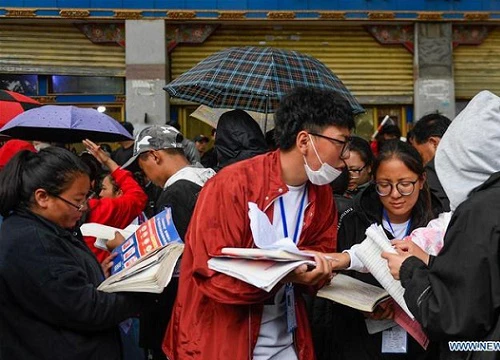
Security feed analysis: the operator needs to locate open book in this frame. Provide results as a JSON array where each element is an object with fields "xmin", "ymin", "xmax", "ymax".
[
  {"xmin": 219, "ymin": 247, "xmax": 315, "ymax": 261},
  {"xmin": 208, "ymin": 255, "xmax": 315, "ymax": 292},
  {"xmin": 356, "ymin": 224, "xmax": 414, "ymax": 319},
  {"xmin": 207, "ymin": 202, "xmax": 321, "ymax": 292},
  {"xmin": 96, "ymin": 208, "xmax": 184, "ymax": 293},
  {"xmin": 317, "ymin": 274, "xmax": 391, "ymax": 312}
]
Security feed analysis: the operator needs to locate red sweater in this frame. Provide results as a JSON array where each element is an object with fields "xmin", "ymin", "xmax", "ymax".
[
  {"xmin": 84, "ymin": 168, "xmax": 148, "ymax": 262},
  {"xmin": 163, "ymin": 150, "xmax": 338, "ymax": 360}
]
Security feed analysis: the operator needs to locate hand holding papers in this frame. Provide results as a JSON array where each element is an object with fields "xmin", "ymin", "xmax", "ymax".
[
  {"xmin": 96, "ymin": 208, "xmax": 184, "ymax": 293},
  {"xmin": 207, "ymin": 202, "xmax": 317, "ymax": 292}
]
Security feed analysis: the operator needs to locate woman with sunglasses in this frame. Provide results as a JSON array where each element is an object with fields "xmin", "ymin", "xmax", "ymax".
[
  {"xmin": 310, "ymin": 140, "xmax": 437, "ymax": 360},
  {"xmin": 0, "ymin": 147, "xmax": 147, "ymax": 360}
]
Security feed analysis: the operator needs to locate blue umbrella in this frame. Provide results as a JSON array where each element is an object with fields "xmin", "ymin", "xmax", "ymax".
[{"xmin": 0, "ymin": 105, "xmax": 133, "ymax": 143}]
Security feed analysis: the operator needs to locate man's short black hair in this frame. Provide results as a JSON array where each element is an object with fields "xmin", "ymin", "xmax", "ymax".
[
  {"xmin": 274, "ymin": 87, "xmax": 356, "ymax": 150},
  {"xmin": 412, "ymin": 113, "xmax": 451, "ymax": 144}
]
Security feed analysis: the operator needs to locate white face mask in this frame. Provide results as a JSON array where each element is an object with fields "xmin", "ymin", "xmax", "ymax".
[{"xmin": 304, "ymin": 135, "xmax": 342, "ymax": 185}]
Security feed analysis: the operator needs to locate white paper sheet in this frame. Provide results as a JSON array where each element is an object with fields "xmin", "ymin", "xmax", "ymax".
[{"xmin": 248, "ymin": 202, "xmax": 313, "ymax": 257}]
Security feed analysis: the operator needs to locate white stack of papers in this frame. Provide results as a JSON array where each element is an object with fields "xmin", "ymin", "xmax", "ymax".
[{"xmin": 208, "ymin": 257, "xmax": 314, "ymax": 292}]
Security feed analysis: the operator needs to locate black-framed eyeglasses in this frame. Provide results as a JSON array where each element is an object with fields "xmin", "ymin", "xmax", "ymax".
[
  {"xmin": 51, "ymin": 191, "xmax": 96, "ymax": 212},
  {"xmin": 348, "ymin": 165, "xmax": 367, "ymax": 178},
  {"xmin": 375, "ymin": 179, "xmax": 419, "ymax": 197},
  {"xmin": 309, "ymin": 132, "xmax": 352, "ymax": 159}
]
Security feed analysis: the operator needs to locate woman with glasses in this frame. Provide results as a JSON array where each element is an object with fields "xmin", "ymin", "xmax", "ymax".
[
  {"xmin": 310, "ymin": 140, "xmax": 437, "ymax": 360},
  {"xmin": 0, "ymin": 146, "xmax": 147, "ymax": 360},
  {"xmin": 332, "ymin": 136, "xmax": 374, "ymax": 214}
]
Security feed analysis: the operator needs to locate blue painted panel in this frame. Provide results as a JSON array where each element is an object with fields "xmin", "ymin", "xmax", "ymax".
[
  {"xmin": 308, "ymin": 0, "xmax": 340, "ymax": 10},
  {"xmin": 424, "ymin": 0, "xmax": 453, "ymax": 11},
  {"xmin": 123, "ymin": 0, "xmax": 154, "ymax": 8},
  {"xmin": 0, "ymin": 0, "xmax": 495, "ymax": 11},
  {"xmin": 2, "ymin": 0, "xmax": 23, "ymax": 5},
  {"xmin": 184, "ymin": 0, "xmax": 217, "ymax": 9},
  {"xmin": 338, "ymin": 0, "xmax": 365, "ymax": 10},
  {"xmin": 396, "ymin": 0, "xmax": 419, "ymax": 10},
  {"xmin": 25, "ymin": 0, "xmax": 57, "ymax": 6},
  {"xmin": 156, "ymin": 0, "xmax": 185, "ymax": 8},
  {"xmin": 251, "ymin": 0, "xmax": 278, "ymax": 10},
  {"xmin": 277, "ymin": 0, "xmax": 308, "ymax": 10},
  {"xmin": 217, "ymin": 0, "xmax": 248, "ymax": 9},
  {"xmin": 366, "ymin": 0, "xmax": 396, "ymax": 11},
  {"xmin": 90, "ymin": 0, "xmax": 122, "ymax": 8},
  {"xmin": 57, "ymin": 0, "xmax": 91, "ymax": 6},
  {"xmin": 452, "ymin": 0, "xmax": 483, "ymax": 10}
]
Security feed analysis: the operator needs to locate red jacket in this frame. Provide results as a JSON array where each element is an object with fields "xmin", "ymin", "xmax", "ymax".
[
  {"xmin": 84, "ymin": 168, "xmax": 148, "ymax": 262},
  {"xmin": 163, "ymin": 150, "xmax": 338, "ymax": 360}
]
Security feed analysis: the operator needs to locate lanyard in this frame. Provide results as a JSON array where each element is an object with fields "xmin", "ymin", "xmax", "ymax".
[
  {"xmin": 279, "ymin": 188, "xmax": 307, "ymax": 244},
  {"xmin": 383, "ymin": 209, "xmax": 412, "ymax": 238}
]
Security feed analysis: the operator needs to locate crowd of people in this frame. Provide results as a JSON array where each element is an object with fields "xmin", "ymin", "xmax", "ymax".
[{"xmin": 0, "ymin": 87, "xmax": 499, "ymax": 360}]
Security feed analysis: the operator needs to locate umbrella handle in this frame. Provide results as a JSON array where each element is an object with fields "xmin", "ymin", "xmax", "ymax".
[{"xmin": 371, "ymin": 115, "xmax": 390, "ymax": 140}]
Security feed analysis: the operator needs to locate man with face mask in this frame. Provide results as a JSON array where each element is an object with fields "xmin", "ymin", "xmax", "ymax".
[{"xmin": 162, "ymin": 87, "xmax": 356, "ymax": 360}]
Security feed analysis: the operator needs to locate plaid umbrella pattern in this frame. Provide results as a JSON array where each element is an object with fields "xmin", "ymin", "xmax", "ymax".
[
  {"xmin": 0, "ymin": 90, "xmax": 40, "ymax": 128},
  {"xmin": 165, "ymin": 46, "xmax": 364, "ymax": 114}
]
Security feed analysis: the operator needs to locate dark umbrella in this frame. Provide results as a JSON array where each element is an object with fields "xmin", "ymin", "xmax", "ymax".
[
  {"xmin": 0, "ymin": 90, "xmax": 41, "ymax": 128},
  {"xmin": 0, "ymin": 105, "xmax": 133, "ymax": 143},
  {"xmin": 164, "ymin": 46, "xmax": 364, "ymax": 114}
]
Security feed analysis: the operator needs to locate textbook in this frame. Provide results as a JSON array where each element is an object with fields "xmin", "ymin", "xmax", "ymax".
[
  {"xmin": 356, "ymin": 224, "xmax": 414, "ymax": 319},
  {"xmin": 219, "ymin": 247, "xmax": 316, "ymax": 261},
  {"xmin": 208, "ymin": 256, "xmax": 315, "ymax": 292},
  {"xmin": 96, "ymin": 208, "xmax": 184, "ymax": 293},
  {"xmin": 317, "ymin": 274, "xmax": 391, "ymax": 312}
]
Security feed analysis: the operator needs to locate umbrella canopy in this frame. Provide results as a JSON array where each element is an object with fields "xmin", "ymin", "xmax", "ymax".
[
  {"xmin": 0, "ymin": 105, "xmax": 133, "ymax": 143},
  {"xmin": 0, "ymin": 90, "xmax": 41, "ymax": 128},
  {"xmin": 165, "ymin": 46, "xmax": 364, "ymax": 114},
  {"xmin": 190, "ymin": 105, "xmax": 275, "ymax": 133}
]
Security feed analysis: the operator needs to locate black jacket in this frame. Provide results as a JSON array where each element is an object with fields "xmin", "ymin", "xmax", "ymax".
[
  {"xmin": 426, "ymin": 159, "xmax": 451, "ymax": 216},
  {"xmin": 401, "ymin": 171, "xmax": 500, "ymax": 360},
  {"xmin": 139, "ymin": 179, "xmax": 203, "ymax": 351},
  {"xmin": 307, "ymin": 184, "xmax": 437, "ymax": 360},
  {"xmin": 0, "ymin": 211, "xmax": 143, "ymax": 360},
  {"xmin": 214, "ymin": 109, "xmax": 268, "ymax": 171}
]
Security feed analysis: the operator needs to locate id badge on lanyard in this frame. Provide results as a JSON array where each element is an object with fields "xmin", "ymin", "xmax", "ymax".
[{"xmin": 279, "ymin": 189, "xmax": 307, "ymax": 333}]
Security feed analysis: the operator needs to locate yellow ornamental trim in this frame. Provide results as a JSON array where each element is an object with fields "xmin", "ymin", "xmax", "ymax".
[
  {"xmin": 368, "ymin": 12, "xmax": 395, "ymax": 20},
  {"xmin": 318, "ymin": 11, "xmax": 346, "ymax": 20},
  {"xmin": 5, "ymin": 8, "xmax": 36, "ymax": 17},
  {"xmin": 417, "ymin": 12, "xmax": 443, "ymax": 21},
  {"xmin": 464, "ymin": 12, "xmax": 490, "ymax": 21},
  {"xmin": 60, "ymin": 9, "xmax": 90, "ymax": 18},
  {"xmin": 32, "ymin": 96, "xmax": 57, "ymax": 104},
  {"xmin": 114, "ymin": 10, "xmax": 142, "ymax": 19},
  {"xmin": 267, "ymin": 11, "xmax": 296, "ymax": 20},
  {"xmin": 167, "ymin": 11, "xmax": 196, "ymax": 20},
  {"xmin": 218, "ymin": 11, "xmax": 247, "ymax": 20}
]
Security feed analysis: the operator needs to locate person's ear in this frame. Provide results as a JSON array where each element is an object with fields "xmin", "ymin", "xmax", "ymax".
[
  {"xmin": 419, "ymin": 172, "xmax": 427, "ymax": 189},
  {"xmin": 296, "ymin": 131, "xmax": 310, "ymax": 156},
  {"xmin": 33, "ymin": 188, "xmax": 51, "ymax": 209},
  {"xmin": 150, "ymin": 150, "xmax": 162, "ymax": 164},
  {"xmin": 428, "ymin": 136, "xmax": 440, "ymax": 150}
]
